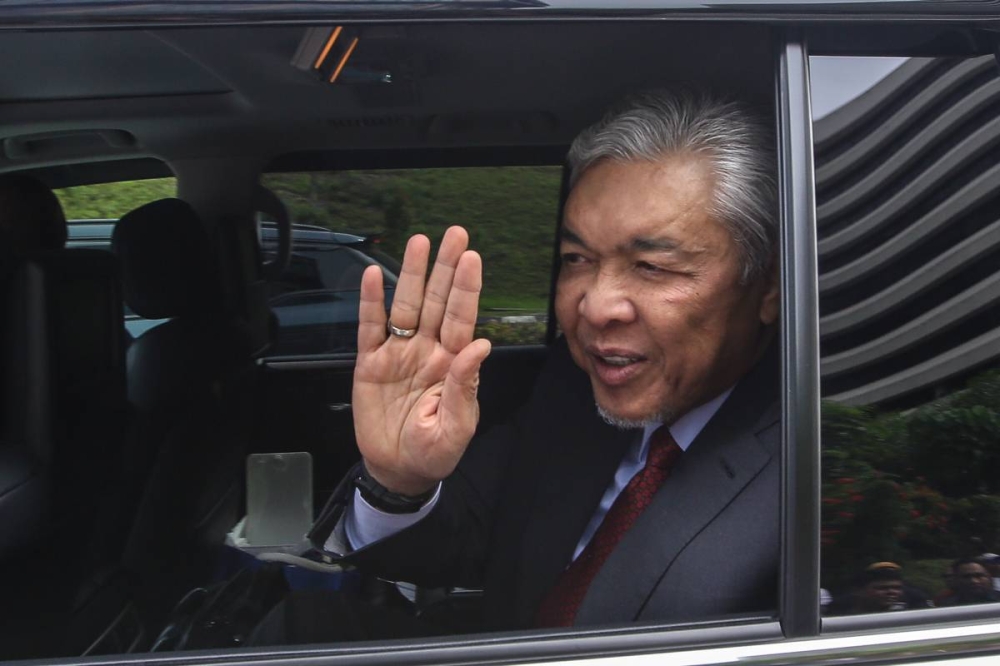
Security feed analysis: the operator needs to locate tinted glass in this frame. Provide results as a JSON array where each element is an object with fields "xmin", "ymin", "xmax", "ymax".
[{"xmin": 812, "ymin": 55, "xmax": 1000, "ymax": 615}]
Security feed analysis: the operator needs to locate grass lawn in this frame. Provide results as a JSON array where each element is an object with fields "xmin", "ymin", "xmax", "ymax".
[{"xmin": 479, "ymin": 294, "xmax": 549, "ymax": 313}]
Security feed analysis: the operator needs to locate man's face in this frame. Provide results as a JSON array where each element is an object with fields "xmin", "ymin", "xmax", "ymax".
[
  {"xmin": 955, "ymin": 563, "xmax": 993, "ymax": 600},
  {"xmin": 556, "ymin": 156, "xmax": 779, "ymax": 426},
  {"xmin": 863, "ymin": 579, "xmax": 904, "ymax": 610}
]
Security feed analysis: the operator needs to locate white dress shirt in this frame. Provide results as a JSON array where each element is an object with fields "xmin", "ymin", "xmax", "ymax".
[{"xmin": 339, "ymin": 386, "xmax": 733, "ymax": 556}]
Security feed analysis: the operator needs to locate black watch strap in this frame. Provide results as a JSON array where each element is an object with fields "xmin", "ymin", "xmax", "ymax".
[{"xmin": 353, "ymin": 463, "xmax": 436, "ymax": 514}]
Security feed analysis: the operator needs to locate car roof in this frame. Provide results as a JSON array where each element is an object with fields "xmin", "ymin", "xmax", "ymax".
[
  {"xmin": 2, "ymin": 2, "xmax": 992, "ymax": 187},
  {"xmin": 0, "ymin": 20, "xmax": 778, "ymax": 184}
]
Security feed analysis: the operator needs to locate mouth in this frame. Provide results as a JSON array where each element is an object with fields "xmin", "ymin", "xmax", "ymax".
[{"xmin": 587, "ymin": 347, "xmax": 648, "ymax": 386}]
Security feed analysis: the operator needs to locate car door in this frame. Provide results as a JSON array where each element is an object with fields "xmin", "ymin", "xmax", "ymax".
[{"xmin": 6, "ymin": 6, "xmax": 1000, "ymax": 666}]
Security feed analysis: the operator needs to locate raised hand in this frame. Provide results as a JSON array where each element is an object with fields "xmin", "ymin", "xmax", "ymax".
[{"xmin": 352, "ymin": 226, "xmax": 491, "ymax": 496}]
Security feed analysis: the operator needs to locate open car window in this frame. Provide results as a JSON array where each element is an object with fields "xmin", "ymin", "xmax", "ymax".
[{"xmin": 260, "ymin": 167, "xmax": 560, "ymax": 356}]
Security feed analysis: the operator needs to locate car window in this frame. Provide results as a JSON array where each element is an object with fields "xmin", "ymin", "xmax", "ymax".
[
  {"xmin": 261, "ymin": 167, "xmax": 560, "ymax": 356},
  {"xmin": 812, "ymin": 54, "xmax": 1000, "ymax": 616},
  {"xmin": 56, "ymin": 177, "xmax": 176, "ymax": 224},
  {"xmin": 0, "ymin": 17, "xmax": 798, "ymax": 666},
  {"xmin": 56, "ymin": 176, "xmax": 177, "ymax": 336}
]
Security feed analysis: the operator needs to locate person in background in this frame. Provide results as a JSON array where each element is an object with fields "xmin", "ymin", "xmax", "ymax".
[
  {"xmin": 828, "ymin": 562, "xmax": 930, "ymax": 615},
  {"xmin": 978, "ymin": 553, "xmax": 1000, "ymax": 592},
  {"xmin": 938, "ymin": 558, "xmax": 1000, "ymax": 606}
]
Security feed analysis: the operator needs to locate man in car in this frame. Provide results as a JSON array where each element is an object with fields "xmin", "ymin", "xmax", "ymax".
[{"xmin": 308, "ymin": 91, "xmax": 780, "ymax": 632}]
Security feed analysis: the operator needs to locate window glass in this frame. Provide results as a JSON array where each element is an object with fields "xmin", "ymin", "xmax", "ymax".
[
  {"xmin": 812, "ymin": 55, "xmax": 1000, "ymax": 615},
  {"xmin": 261, "ymin": 167, "xmax": 560, "ymax": 355},
  {"xmin": 56, "ymin": 176, "xmax": 176, "ymax": 222},
  {"xmin": 57, "ymin": 176, "xmax": 177, "ymax": 336}
]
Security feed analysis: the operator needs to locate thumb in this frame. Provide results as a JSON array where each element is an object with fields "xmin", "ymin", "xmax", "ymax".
[{"xmin": 440, "ymin": 338, "xmax": 492, "ymax": 429}]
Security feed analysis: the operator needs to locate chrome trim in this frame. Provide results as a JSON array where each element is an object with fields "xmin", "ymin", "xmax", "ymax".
[
  {"xmin": 777, "ymin": 34, "xmax": 821, "ymax": 639},
  {"xmin": 530, "ymin": 620, "xmax": 1000, "ymax": 665},
  {"xmin": 259, "ymin": 356, "xmax": 356, "ymax": 370}
]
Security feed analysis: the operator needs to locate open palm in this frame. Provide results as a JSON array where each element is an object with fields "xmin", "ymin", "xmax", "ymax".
[{"xmin": 352, "ymin": 226, "xmax": 491, "ymax": 496}]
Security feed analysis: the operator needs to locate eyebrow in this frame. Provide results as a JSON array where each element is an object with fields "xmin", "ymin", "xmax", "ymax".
[
  {"xmin": 629, "ymin": 236, "xmax": 683, "ymax": 253},
  {"xmin": 559, "ymin": 227, "xmax": 590, "ymax": 251}
]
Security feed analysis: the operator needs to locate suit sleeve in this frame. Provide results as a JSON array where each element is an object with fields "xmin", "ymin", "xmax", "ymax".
[
  {"xmin": 308, "ymin": 396, "xmax": 526, "ymax": 590},
  {"xmin": 308, "ymin": 339, "xmax": 579, "ymax": 590}
]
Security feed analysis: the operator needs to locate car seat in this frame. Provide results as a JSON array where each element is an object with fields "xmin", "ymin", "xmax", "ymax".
[
  {"xmin": 0, "ymin": 249, "xmax": 133, "ymax": 659},
  {"xmin": 111, "ymin": 198, "xmax": 259, "ymax": 639}
]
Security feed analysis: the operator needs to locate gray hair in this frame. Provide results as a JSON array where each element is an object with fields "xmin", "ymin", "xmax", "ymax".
[{"xmin": 566, "ymin": 91, "xmax": 777, "ymax": 284}]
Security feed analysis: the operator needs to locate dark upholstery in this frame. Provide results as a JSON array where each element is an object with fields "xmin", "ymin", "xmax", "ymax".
[
  {"xmin": 0, "ymin": 249, "xmax": 132, "ymax": 659},
  {"xmin": 112, "ymin": 198, "xmax": 220, "ymax": 320},
  {"xmin": 111, "ymin": 199, "xmax": 256, "ymax": 636},
  {"xmin": 0, "ymin": 445, "xmax": 48, "ymax": 559},
  {"xmin": 0, "ymin": 173, "xmax": 67, "ymax": 271}
]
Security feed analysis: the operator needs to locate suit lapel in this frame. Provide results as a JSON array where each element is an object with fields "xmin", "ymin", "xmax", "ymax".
[
  {"xmin": 512, "ymin": 371, "xmax": 636, "ymax": 624},
  {"xmin": 574, "ymin": 346, "xmax": 780, "ymax": 625}
]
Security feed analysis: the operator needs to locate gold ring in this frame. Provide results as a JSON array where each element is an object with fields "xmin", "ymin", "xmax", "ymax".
[{"xmin": 387, "ymin": 321, "xmax": 417, "ymax": 338}]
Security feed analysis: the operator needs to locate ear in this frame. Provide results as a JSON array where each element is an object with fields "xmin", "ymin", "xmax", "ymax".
[{"xmin": 757, "ymin": 257, "xmax": 780, "ymax": 326}]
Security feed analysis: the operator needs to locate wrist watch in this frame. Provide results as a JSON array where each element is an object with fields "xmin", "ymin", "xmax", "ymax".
[{"xmin": 353, "ymin": 463, "xmax": 436, "ymax": 514}]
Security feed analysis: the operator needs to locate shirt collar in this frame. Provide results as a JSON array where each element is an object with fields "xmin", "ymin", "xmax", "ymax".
[{"xmin": 640, "ymin": 385, "xmax": 735, "ymax": 455}]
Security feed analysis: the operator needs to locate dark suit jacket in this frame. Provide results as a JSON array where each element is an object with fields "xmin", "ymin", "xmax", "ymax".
[{"xmin": 310, "ymin": 338, "xmax": 780, "ymax": 630}]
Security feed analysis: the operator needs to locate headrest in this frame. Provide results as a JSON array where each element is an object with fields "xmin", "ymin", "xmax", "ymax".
[
  {"xmin": 112, "ymin": 198, "xmax": 218, "ymax": 319},
  {"xmin": 0, "ymin": 174, "xmax": 67, "ymax": 271}
]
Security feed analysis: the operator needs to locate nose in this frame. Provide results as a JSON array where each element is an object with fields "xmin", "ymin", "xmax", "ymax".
[{"xmin": 578, "ymin": 269, "xmax": 636, "ymax": 327}]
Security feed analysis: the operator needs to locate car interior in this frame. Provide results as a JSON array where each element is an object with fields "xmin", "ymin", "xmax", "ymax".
[
  {"xmin": 0, "ymin": 16, "xmax": 782, "ymax": 662},
  {"xmin": 8, "ymin": 5, "xmax": 1000, "ymax": 664}
]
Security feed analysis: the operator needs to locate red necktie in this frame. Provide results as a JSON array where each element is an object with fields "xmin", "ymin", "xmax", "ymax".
[{"xmin": 534, "ymin": 426, "xmax": 683, "ymax": 627}]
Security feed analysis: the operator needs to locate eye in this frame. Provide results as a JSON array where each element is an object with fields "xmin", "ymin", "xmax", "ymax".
[
  {"xmin": 561, "ymin": 252, "xmax": 588, "ymax": 266},
  {"xmin": 636, "ymin": 260, "xmax": 667, "ymax": 275}
]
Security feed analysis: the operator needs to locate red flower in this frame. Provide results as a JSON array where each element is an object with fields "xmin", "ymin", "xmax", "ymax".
[
  {"xmin": 837, "ymin": 511, "xmax": 855, "ymax": 520},
  {"xmin": 911, "ymin": 510, "xmax": 921, "ymax": 518},
  {"xmin": 836, "ymin": 478, "xmax": 855, "ymax": 484},
  {"xmin": 850, "ymin": 494, "xmax": 864, "ymax": 502},
  {"xmin": 822, "ymin": 498, "xmax": 843, "ymax": 505}
]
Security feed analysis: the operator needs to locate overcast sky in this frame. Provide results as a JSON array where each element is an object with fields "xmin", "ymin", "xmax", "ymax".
[{"xmin": 810, "ymin": 56, "xmax": 909, "ymax": 120}]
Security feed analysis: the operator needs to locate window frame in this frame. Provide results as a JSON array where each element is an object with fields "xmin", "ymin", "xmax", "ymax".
[
  {"xmin": 778, "ymin": 32, "xmax": 823, "ymax": 639},
  {"xmin": 15, "ymin": 12, "xmax": 1000, "ymax": 666}
]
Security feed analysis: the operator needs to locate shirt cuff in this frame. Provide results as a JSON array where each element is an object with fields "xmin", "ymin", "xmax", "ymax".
[{"xmin": 332, "ymin": 483, "xmax": 441, "ymax": 552}]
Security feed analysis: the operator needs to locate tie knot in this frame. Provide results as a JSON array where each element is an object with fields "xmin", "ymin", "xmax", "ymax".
[{"xmin": 647, "ymin": 426, "xmax": 682, "ymax": 469}]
